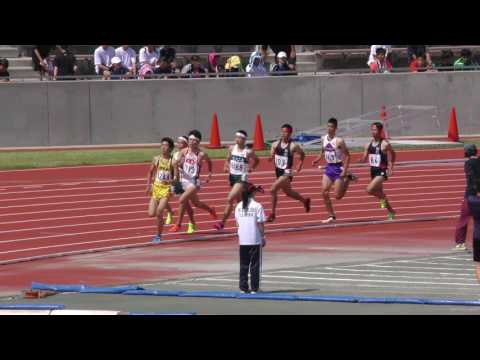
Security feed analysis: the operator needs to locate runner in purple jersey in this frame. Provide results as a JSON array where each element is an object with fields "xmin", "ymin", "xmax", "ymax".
[{"xmin": 312, "ymin": 118, "xmax": 358, "ymax": 224}]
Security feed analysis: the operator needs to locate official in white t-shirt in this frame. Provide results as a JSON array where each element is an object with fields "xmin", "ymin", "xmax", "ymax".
[
  {"xmin": 235, "ymin": 182, "xmax": 266, "ymax": 294},
  {"xmin": 115, "ymin": 45, "xmax": 137, "ymax": 76}
]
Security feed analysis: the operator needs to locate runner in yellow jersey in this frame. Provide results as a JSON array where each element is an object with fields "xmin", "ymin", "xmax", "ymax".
[{"xmin": 147, "ymin": 137, "xmax": 177, "ymax": 243}]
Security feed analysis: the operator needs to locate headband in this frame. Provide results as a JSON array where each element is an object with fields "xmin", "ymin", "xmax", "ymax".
[
  {"xmin": 177, "ymin": 136, "xmax": 188, "ymax": 144},
  {"xmin": 235, "ymin": 132, "xmax": 247, "ymax": 139},
  {"xmin": 189, "ymin": 134, "xmax": 200, "ymax": 142}
]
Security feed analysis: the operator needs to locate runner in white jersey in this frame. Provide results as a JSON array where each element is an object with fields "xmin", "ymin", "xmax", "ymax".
[
  {"xmin": 214, "ymin": 130, "xmax": 260, "ymax": 231},
  {"xmin": 312, "ymin": 118, "xmax": 357, "ymax": 224},
  {"xmin": 170, "ymin": 130, "xmax": 217, "ymax": 233}
]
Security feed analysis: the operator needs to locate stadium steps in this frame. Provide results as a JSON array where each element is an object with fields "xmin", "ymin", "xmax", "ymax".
[{"xmin": 0, "ymin": 46, "xmax": 19, "ymax": 58}]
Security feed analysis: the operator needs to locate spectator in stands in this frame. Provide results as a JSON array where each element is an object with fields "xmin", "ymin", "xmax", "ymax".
[
  {"xmin": 139, "ymin": 59, "xmax": 155, "ymax": 80},
  {"xmin": 224, "ymin": 55, "xmax": 244, "ymax": 77},
  {"xmin": 153, "ymin": 57, "xmax": 175, "ymax": 78},
  {"xmin": 207, "ymin": 52, "xmax": 222, "ymax": 77},
  {"xmin": 246, "ymin": 52, "xmax": 268, "ymax": 77},
  {"xmin": 437, "ymin": 49, "xmax": 455, "ymax": 71},
  {"xmin": 367, "ymin": 45, "xmax": 392, "ymax": 66},
  {"xmin": 32, "ymin": 45, "xmax": 54, "ymax": 81},
  {"xmin": 407, "ymin": 45, "xmax": 432, "ymax": 69},
  {"xmin": 181, "ymin": 55, "xmax": 208, "ymax": 78},
  {"xmin": 454, "ymin": 48, "xmax": 479, "ymax": 71},
  {"xmin": 0, "ymin": 58, "xmax": 10, "ymax": 82},
  {"xmin": 53, "ymin": 46, "xmax": 78, "ymax": 81},
  {"xmin": 139, "ymin": 45, "xmax": 159, "ymax": 66},
  {"xmin": 271, "ymin": 52, "xmax": 296, "ymax": 76},
  {"xmin": 261, "ymin": 45, "xmax": 296, "ymax": 65},
  {"xmin": 115, "ymin": 45, "xmax": 137, "ymax": 77},
  {"xmin": 107, "ymin": 57, "xmax": 130, "ymax": 80},
  {"xmin": 94, "ymin": 45, "xmax": 116, "ymax": 79},
  {"xmin": 369, "ymin": 48, "xmax": 392, "ymax": 74},
  {"xmin": 410, "ymin": 55, "xmax": 429, "ymax": 72}
]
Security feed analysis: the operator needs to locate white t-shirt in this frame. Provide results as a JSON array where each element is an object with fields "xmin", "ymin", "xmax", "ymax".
[
  {"xmin": 139, "ymin": 47, "xmax": 159, "ymax": 65},
  {"xmin": 367, "ymin": 45, "xmax": 392, "ymax": 65},
  {"xmin": 235, "ymin": 199, "xmax": 265, "ymax": 246},
  {"xmin": 94, "ymin": 46, "xmax": 116, "ymax": 74},
  {"xmin": 115, "ymin": 47, "xmax": 137, "ymax": 70}
]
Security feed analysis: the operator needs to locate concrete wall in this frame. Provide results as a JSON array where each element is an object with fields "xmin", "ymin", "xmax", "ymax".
[{"xmin": 0, "ymin": 72, "xmax": 478, "ymax": 147}]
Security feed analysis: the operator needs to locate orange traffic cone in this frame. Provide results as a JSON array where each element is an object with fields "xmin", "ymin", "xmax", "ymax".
[
  {"xmin": 448, "ymin": 107, "xmax": 460, "ymax": 142},
  {"xmin": 206, "ymin": 113, "xmax": 224, "ymax": 149},
  {"xmin": 380, "ymin": 106, "xmax": 389, "ymax": 140},
  {"xmin": 253, "ymin": 114, "xmax": 265, "ymax": 151}
]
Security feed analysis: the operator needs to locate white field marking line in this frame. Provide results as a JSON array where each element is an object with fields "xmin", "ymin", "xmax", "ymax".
[
  {"xmin": 259, "ymin": 274, "xmax": 480, "ymax": 286},
  {"xmin": 325, "ymin": 267, "xmax": 475, "ymax": 277},
  {"xmin": 0, "ymin": 201, "xmax": 461, "ymax": 235},
  {"xmin": 0, "ymin": 168, "xmax": 461, "ymax": 196},
  {"xmin": 0, "ymin": 153, "xmax": 461, "ymax": 175},
  {"xmin": 0, "ymin": 183, "xmax": 464, "ymax": 210},
  {"xmin": 0, "ymin": 174, "xmax": 461, "ymax": 203},
  {"xmin": 435, "ymin": 256, "xmax": 472, "ymax": 261},
  {"xmin": 160, "ymin": 281, "xmax": 480, "ymax": 296},
  {"xmin": 398, "ymin": 261, "xmax": 472, "ymax": 267},
  {"xmin": 0, "ymin": 194, "xmax": 462, "ymax": 226},
  {"xmin": 0, "ymin": 211, "xmax": 459, "ymax": 249},
  {"xmin": 0, "ymin": 162, "xmax": 462, "ymax": 191},
  {"xmin": 271, "ymin": 270, "xmax": 477, "ymax": 282},
  {"xmin": 0, "ymin": 210, "xmax": 458, "ymax": 251},
  {"xmin": 362, "ymin": 264, "xmax": 473, "ymax": 272},
  {"xmin": 0, "ymin": 188, "xmax": 464, "ymax": 219},
  {"xmin": 175, "ymin": 274, "xmax": 478, "ymax": 291}
]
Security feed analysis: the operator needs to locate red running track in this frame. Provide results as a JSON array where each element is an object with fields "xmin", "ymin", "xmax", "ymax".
[{"xmin": 0, "ymin": 148, "xmax": 465, "ymax": 265}]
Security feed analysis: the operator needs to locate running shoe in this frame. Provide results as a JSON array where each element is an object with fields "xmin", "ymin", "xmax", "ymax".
[
  {"xmin": 214, "ymin": 221, "xmax": 225, "ymax": 231},
  {"xmin": 387, "ymin": 212, "xmax": 395, "ymax": 221},
  {"xmin": 347, "ymin": 173, "xmax": 359, "ymax": 182},
  {"xmin": 380, "ymin": 199, "xmax": 387, "ymax": 209},
  {"xmin": 187, "ymin": 223, "xmax": 196, "ymax": 235},
  {"xmin": 169, "ymin": 224, "xmax": 181, "ymax": 233},
  {"xmin": 152, "ymin": 235, "xmax": 161, "ymax": 244},
  {"xmin": 165, "ymin": 212, "xmax": 173, "ymax": 225},
  {"xmin": 209, "ymin": 207, "xmax": 218, "ymax": 221},
  {"xmin": 250, "ymin": 291, "xmax": 257, "ymax": 295},
  {"xmin": 453, "ymin": 243, "xmax": 467, "ymax": 251},
  {"xmin": 322, "ymin": 216, "xmax": 336, "ymax": 224},
  {"xmin": 304, "ymin": 198, "xmax": 311, "ymax": 213}
]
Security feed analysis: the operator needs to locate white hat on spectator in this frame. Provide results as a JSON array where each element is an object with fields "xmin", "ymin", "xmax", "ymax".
[
  {"xmin": 111, "ymin": 57, "xmax": 122, "ymax": 65},
  {"xmin": 277, "ymin": 51, "xmax": 288, "ymax": 59}
]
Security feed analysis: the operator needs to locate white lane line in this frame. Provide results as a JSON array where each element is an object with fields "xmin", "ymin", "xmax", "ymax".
[
  {"xmin": 0, "ymin": 183, "xmax": 464, "ymax": 210},
  {"xmin": 0, "ymin": 202, "xmax": 460, "ymax": 235},
  {"xmin": 363, "ymin": 264, "xmax": 473, "ymax": 272},
  {"xmin": 272, "ymin": 270, "xmax": 477, "ymax": 282},
  {"xmin": 260, "ymin": 274, "xmax": 480, "ymax": 286},
  {"xmin": 325, "ymin": 267, "xmax": 474, "ymax": 277},
  {"xmin": 0, "ymin": 188, "xmax": 463, "ymax": 219},
  {"xmin": 0, "ymin": 194, "xmax": 461, "ymax": 226},
  {"xmin": 0, "ymin": 166, "xmax": 462, "ymax": 193},
  {"xmin": 398, "ymin": 261, "xmax": 471, "ymax": 267},
  {"xmin": 182, "ymin": 277, "xmax": 480, "ymax": 290},
  {"xmin": 0, "ymin": 210, "xmax": 458, "ymax": 247},
  {"xmin": 0, "ymin": 176, "xmax": 462, "ymax": 203},
  {"xmin": 436, "ymin": 256, "xmax": 472, "ymax": 261}
]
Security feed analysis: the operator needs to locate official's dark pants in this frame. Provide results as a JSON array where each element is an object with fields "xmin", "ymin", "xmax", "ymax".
[
  {"xmin": 454, "ymin": 197, "xmax": 471, "ymax": 244},
  {"xmin": 239, "ymin": 245, "xmax": 261, "ymax": 292},
  {"xmin": 467, "ymin": 195, "xmax": 480, "ymax": 262}
]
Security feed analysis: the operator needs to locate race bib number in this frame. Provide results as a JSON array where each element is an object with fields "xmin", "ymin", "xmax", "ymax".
[
  {"xmin": 369, "ymin": 154, "xmax": 381, "ymax": 167},
  {"xmin": 324, "ymin": 151, "xmax": 337, "ymax": 163},
  {"xmin": 230, "ymin": 161, "xmax": 246, "ymax": 174},
  {"xmin": 157, "ymin": 170, "xmax": 171, "ymax": 182},
  {"xmin": 183, "ymin": 163, "xmax": 197, "ymax": 177},
  {"xmin": 275, "ymin": 155, "xmax": 288, "ymax": 170}
]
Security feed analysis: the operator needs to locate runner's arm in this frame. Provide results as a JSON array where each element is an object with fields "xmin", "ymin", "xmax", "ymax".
[
  {"xmin": 312, "ymin": 145, "xmax": 324, "ymax": 167},
  {"xmin": 338, "ymin": 139, "xmax": 351, "ymax": 177},
  {"xmin": 202, "ymin": 152, "xmax": 213, "ymax": 183},
  {"xmin": 268, "ymin": 141, "xmax": 278, "ymax": 162},
  {"xmin": 249, "ymin": 150, "xmax": 260, "ymax": 171},
  {"xmin": 293, "ymin": 143, "xmax": 305, "ymax": 173},
  {"xmin": 146, "ymin": 157, "xmax": 158, "ymax": 194},
  {"xmin": 359, "ymin": 144, "xmax": 369, "ymax": 163},
  {"xmin": 172, "ymin": 150, "xmax": 185, "ymax": 181}
]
